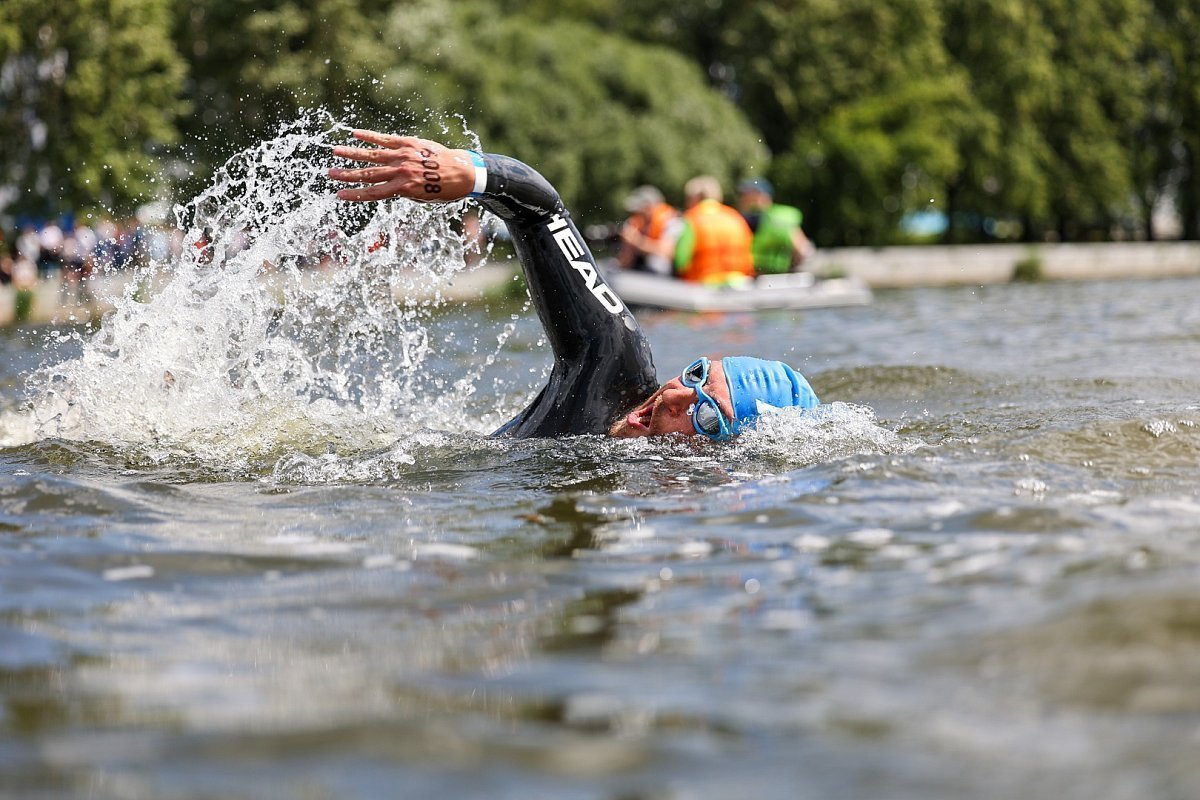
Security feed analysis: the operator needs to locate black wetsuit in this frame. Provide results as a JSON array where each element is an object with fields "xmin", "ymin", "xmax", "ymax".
[{"xmin": 475, "ymin": 154, "xmax": 658, "ymax": 437}]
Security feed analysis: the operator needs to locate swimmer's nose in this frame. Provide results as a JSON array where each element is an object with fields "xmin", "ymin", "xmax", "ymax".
[{"xmin": 660, "ymin": 387, "xmax": 694, "ymax": 414}]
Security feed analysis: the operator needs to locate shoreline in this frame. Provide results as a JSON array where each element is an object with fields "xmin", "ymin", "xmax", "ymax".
[
  {"xmin": 0, "ymin": 265, "xmax": 520, "ymax": 328},
  {"xmin": 809, "ymin": 240, "xmax": 1200, "ymax": 288},
  {"xmin": 3, "ymin": 242, "xmax": 1198, "ymax": 327}
]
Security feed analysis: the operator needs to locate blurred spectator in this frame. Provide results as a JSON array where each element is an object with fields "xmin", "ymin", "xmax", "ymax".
[
  {"xmin": 15, "ymin": 225, "xmax": 40, "ymax": 267},
  {"xmin": 117, "ymin": 217, "xmax": 145, "ymax": 271},
  {"xmin": 617, "ymin": 186, "xmax": 677, "ymax": 276},
  {"xmin": 669, "ymin": 176, "xmax": 755, "ymax": 285},
  {"xmin": 38, "ymin": 222, "xmax": 65, "ymax": 275},
  {"xmin": 74, "ymin": 224, "xmax": 98, "ymax": 262},
  {"xmin": 91, "ymin": 218, "xmax": 121, "ymax": 272},
  {"xmin": 737, "ymin": 178, "xmax": 814, "ymax": 275},
  {"xmin": 61, "ymin": 226, "xmax": 94, "ymax": 304},
  {"xmin": 2, "ymin": 208, "xmax": 454, "ymax": 317},
  {"xmin": 11, "ymin": 253, "xmax": 37, "ymax": 290}
]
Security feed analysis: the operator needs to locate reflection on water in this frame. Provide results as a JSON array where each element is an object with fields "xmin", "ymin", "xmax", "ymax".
[
  {"xmin": 4, "ymin": 281, "xmax": 1198, "ymax": 800},
  {"xmin": 3, "ymin": 120, "xmax": 1200, "ymax": 799}
]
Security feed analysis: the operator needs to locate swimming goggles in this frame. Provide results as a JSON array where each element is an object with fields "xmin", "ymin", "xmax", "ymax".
[{"xmin": 680, "ymin": 357, "xmax": 733, "ymax": 441}]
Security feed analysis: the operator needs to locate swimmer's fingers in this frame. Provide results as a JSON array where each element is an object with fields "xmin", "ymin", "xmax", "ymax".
[
  {"xmin": 350, "ymin": 129, "xmax": 424, "ymax": 150},
  {"xmin": 331, "ymin": 145, "xmax": 408, "ymax": 165},
  {"xmin": 334, "ymin": 178, "xmax": 414, "ymax": 202},
  {"xmin": 327, "ymin": 165, "xmax": 404, "ymax": 184},
  {"xmin": 337, "ymin": 131, "xmax": 443, "ymax": 165}
]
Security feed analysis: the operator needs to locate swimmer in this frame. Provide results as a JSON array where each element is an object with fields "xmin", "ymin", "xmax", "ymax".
[{"xmin": 328, "ymin": 131, "xmax": 819, "ymax": 440}]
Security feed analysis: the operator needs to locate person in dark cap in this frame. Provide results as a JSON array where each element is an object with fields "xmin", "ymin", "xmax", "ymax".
[
  {"xmin": 737, "ymin": 177, "xmax": 814, "ymax": 275},
  {"xmin": 328, "ymin": 130, "xmax": 819, "ymax": 440}
]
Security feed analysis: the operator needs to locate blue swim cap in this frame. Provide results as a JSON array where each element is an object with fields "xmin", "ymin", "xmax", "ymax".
[{"xmin": 721, "ymin": 356, "xmax": 819, "ymax": 434}]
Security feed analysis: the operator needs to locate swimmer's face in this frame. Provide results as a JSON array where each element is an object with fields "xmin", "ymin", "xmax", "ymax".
[{"xmin": 609, "ymin": 358, "xmax": 735, "ymax": 438}]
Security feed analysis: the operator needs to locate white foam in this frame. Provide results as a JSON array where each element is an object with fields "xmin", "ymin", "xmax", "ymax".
[
  {"xmin": 735, "ymin": 402, "xmax": 914, "ymax": 466},
  {"xmin": 102, "ymin": 565, "xmax": 155, "ymax": 582},
  {"xmin": 412, "ymin": 542, "xmax": 479, "ymax": 561}
]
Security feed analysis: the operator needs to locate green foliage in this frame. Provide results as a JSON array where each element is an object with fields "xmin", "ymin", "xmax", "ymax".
[
  {"xmin": 0, "ymin": 0, "xmax": 187, "ymax": 218},
  {"xmin": 371, "ymin": 0, "xmax": 766, "ymax": 218},
  {"xmin": 1035, "ymin": 0, "xmax": 1148, "ymax": 237},
  {"xmin": 14, "ymin": 288, "xmax": 34, "ymax": 322},
  {"xmin": 940, "ymin": 0, "xmax": 1058, "ymax": 237},
  {"xmin": 1136, "ymin": 0, "xmax": 1200, "ymax": 239},
  {"xmin": 560, "ymin": 0, "xmax": 979, "ymax": 244},
  {"xmin": 165, "ymin": 0, "xmax": 764, "ymax": 219},
  {"xmin": 734, "ymin": 0, "xmax": 976, "ymax": 245},
  {"xmin": 549, "ymin": 0, "xmax": 1194, "ymax": 244},
  {"xmin": 1011, "ymin": 251, "xmax": 1044, "ymax": 282},
  {"xmin": 941, "ymin": 0, "xmax": 1152, "ymax": 241},
  {"xmin": 3, "ymin": 0, "xmax": 1200, "ymax": 244},
  {"xmin": 171, "ymin": 0, "xmax": 395, "ymax": 198}
]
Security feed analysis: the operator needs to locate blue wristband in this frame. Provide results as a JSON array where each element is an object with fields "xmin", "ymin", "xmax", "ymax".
[{"xmin": 468, "ymin": 151, "xmax": 487, "ymax": 197}]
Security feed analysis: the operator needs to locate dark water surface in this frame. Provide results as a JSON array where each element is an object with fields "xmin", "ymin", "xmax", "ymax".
[{"xmin": 2, "ymin": 277, "xmax": 1199, "ymax": 800}]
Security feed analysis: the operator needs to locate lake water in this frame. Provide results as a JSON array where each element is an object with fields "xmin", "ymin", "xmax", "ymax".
[
  {"xmin": 3, "ymin": 123, "xmax": 1200, "ymax": 800},
  {"xmin": 4, "ymin": 274, "xmax": 1199, "ymax": 800}
]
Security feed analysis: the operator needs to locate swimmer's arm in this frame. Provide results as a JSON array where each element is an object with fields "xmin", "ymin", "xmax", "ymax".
[{"xmin": 328, "ymin": 130, "xmax": 476, "ymax": 202}]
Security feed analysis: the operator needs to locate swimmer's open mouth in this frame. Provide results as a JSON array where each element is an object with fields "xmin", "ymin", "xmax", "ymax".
[{"xmin": 624, "ymin": 406, "xmax": 652, "ymax": 433}]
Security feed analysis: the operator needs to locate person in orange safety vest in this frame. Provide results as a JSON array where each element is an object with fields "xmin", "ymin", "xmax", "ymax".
[
  {"xmin": 670, "ymin": 176, "xmax": 755, "ymax": 285},
  {"xmin": 616, "ymin": 185, "xmax": 678, "ymax": 276}
]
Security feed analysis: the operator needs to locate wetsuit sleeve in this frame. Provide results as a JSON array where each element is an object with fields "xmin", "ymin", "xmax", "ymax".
[
  {"xmin": 472, "ymin": 154, "xmax": 602, "ymax": 362},
  {"xmin": 472, "ymin": 153, "xmax": 659, "ymax": 437}
]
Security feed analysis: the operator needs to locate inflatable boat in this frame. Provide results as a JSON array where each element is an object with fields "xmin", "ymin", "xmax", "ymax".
[{"xmin": 604, "ymin": 269, "xmax": 873, "ymax": 313}]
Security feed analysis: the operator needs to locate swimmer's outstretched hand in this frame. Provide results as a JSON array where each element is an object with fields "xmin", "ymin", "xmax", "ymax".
[{"xmin": 328, "ymin": 130, "xmax": 475, "ymax": 202}]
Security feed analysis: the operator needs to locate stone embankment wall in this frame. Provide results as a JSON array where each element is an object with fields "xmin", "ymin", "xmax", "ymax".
[{"xmin": 810, "ymin": 241, "xmax": 1200, "ymax": 288}]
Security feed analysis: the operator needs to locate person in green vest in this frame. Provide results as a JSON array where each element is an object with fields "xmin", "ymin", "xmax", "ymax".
[{"xmin": 737, "ymin": 178, "xmax": 814, "ymax": 275}]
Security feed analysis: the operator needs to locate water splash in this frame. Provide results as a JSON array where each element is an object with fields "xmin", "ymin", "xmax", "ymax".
[
  {"xmin": 18, "ymin": 112, "xmax": 520, "ymax": 469},
  {"xmin": 734, "ymin": 401, "xmax": 913, "ymax": 467}
]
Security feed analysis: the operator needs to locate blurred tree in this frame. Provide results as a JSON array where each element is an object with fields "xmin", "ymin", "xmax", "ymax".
[
  {"xmin": 7, "ymin": 0, "xmax": 1181, "ymax": 244},
  {"xmin": 373, "ymin": 0, "xmax": 767, "ymax": 219},
  {"xmin": 170, "ymin": 0, "xmax": 763, "ymax": 221},
  {"xmin": 531, "ymin": 0, "xmax": 976, "ymax": 244},
  {"xmin": 731, "ymin": 0, "xmax": 976, "ymax": 245},
  {"xmin": 0, "ymin": 0, "xmax": 187, "ymax": 219},
  {"xmin": 496, "ymin": 0, "xmax": 747, "ymax": 98},
  {"xmin": 940, "ymin": 0, "xmax": 1058, "ymax": 241},
  {"xmin": 1135, "ymin": 0, "xmax": 1200, "ymax": 239},
  {"xmin": 1034, "ymin": 0, "xmax": 1147, "ymax": 240},
  {"xmin": 171, "ymin": 0, "xmax": 394, "ymax": 199},
  {"xmin": 540, "ymin": 0, "xmax": 1168, "ymax": 244}
]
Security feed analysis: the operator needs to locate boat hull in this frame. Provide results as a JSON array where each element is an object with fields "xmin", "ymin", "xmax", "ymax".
[{"xmin": 605, "ymin": 269, "xmax": 873, "ymax": 312}]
